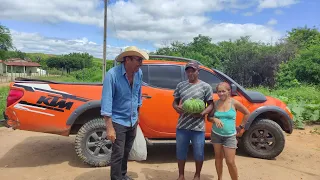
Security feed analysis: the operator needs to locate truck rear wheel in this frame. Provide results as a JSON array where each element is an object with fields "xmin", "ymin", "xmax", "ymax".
[
  {"xmin": 75, "ymin": 118, "xmax": 112, "ymax": 167},
  {"xmin": 242, "ymin": 119, "xmax": 285, "ymax": 159}
]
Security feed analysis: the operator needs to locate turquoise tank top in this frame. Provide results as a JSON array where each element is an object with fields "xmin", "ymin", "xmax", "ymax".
[{"xmin": 211, "ymin": 99, "xmax": 237, "ymax": 136}]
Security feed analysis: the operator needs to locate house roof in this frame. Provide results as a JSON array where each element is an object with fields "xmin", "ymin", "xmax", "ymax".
[{"xmin": 0, "ymin": 58, "xmax": 41, "ymax": 67}]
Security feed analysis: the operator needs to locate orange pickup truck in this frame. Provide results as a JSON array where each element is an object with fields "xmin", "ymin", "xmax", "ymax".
[{"xmin": 1, "ymin": 55, "xmax": 294, "ymax": 167}]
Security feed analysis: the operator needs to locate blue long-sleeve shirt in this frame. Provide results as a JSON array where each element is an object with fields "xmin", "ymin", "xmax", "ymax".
[{"xmin": 100, "ymin": 63, "xmax": 142, "ymax": 127}]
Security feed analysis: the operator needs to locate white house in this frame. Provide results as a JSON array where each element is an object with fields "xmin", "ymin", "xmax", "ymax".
[{"xmin": 0, "ymin": 58, "xmax": 42, "ymax": 76}]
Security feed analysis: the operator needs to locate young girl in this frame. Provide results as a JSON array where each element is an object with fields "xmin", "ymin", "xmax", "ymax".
[{"xmin": 208, "ymin": 82, "xmax": 250, "ymax": 180}]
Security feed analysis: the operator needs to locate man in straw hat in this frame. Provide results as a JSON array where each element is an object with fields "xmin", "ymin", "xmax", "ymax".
[{"xmin": 101, "ymin": 46, "xmax": 149, "ymax": 180}]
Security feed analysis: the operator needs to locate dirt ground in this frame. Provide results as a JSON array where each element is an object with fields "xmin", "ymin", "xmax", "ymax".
[
  {"xmin": 0, "ymin": 126, "xmax": 319, "ymax": 180},
  {"xmin": 0, "ymin": 83, "xmax": 9, "ymax": 87}
]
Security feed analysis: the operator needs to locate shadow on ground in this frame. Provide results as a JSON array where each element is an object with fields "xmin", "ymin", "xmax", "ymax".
[
  {"xmin": 0, "ymin": 134, "xmax": 251, "ymax": 168},
  {"xmin": 74, "ymin": 169, "xmax": 139, "ymax": 180},
  {"xmin": 73, "ymin": 168, "xmax": 214, "ymax": 180},
  {"xmin": 137, "ymin": 143, "xmax": 214, "ymax": 164},
  {"xmin": 137, "ymin": 143, "xmax": 250, "ymax": 164},
  {"xmin": 140, "ymin": 168, "xmax": 214, "ymax": 180},
  {"xmin": 0, "ymin": 135, "xmax": 88, "ymax": 168}
]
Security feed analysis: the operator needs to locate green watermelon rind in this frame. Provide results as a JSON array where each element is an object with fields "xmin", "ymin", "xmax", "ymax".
[{"xmin": 182, "ymin": 98, "xmax": 205, "ymax": 114}]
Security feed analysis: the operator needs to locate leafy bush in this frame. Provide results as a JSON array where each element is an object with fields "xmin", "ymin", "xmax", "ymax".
[
  {"xmin": 46, "ymin": 52, "xmax": 94, "ymax": 73},
  {"xmin": 69, "ymin": 60, "xmax": 114, "ymax": 82},
  {"xmin": 275, "ymin": 61, "xmax": 300, "ymax": 89},
  {"xmin": 249, "ymin": 85, "xmax": 320, "ymax": 129},
  {"xmin": 291, "ymin": 44, "xmax": 320, "ymax": 84},
  {"xmin": 0, "ymin": 86, "xmax": 9, "ymax": 121}
]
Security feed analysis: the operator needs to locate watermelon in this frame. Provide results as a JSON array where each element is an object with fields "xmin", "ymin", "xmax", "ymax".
[{"xmin": 182, "ymin": 98, "xmax": 205, "ymax": 114}]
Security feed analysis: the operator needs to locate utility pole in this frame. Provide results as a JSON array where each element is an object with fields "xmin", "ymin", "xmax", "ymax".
[{"xmin": 102, "ymin": 0, "xmax": 108, "ymax": 82}]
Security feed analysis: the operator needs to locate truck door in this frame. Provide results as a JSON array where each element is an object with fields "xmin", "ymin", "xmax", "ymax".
[{"xmin": 139, "ymin": 64, "xmax": 184, "ymax": 138}]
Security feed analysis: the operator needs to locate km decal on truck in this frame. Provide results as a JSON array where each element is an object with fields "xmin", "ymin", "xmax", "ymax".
[{"xmin": 36, "ymin": 96, "xmax": 74, "ymax": 110}]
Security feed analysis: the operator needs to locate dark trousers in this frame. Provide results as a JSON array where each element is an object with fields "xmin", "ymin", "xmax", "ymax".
[{"xmin": 111, "ymin": 122, "xmax": 137, "ymax": 180}]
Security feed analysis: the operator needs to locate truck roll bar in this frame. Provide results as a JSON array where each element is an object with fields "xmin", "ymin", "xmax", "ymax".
[
  {"xmin": 148, "ymin": 55, "xmax": 203, "ymax": 65},
  {"xmin": 113, "ymin": 54, "xmax": 204, "ymax": 67}
]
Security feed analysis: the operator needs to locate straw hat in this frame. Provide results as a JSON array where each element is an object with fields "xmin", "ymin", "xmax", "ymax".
[{"xmin": 115, "ymin": 46, "xmax": 149, "ymax": 62}]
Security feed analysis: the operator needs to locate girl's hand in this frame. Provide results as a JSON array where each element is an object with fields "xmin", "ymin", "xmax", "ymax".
[
  {"xmin": 214, "ymin": 118, "xmax": 223, "ymax": 128},
  {"xmin": 236, "ymin": 125, "xmax": 244, "ymax": 134}
]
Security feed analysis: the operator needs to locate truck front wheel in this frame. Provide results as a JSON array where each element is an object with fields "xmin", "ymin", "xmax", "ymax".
[
  {"xmin": 75, "ymin": 118, "xmax": 112, "ymax": 167},
  {"xmin": 242, "ymin": 119, "xmax": 285, "ymax": 159}
]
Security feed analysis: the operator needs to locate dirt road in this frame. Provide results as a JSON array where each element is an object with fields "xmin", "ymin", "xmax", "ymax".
[
  {"xmin": 0, "ymin": 83, "xmax": 9, "ymax": 87},
  {"xmin": 0, "ymin": 126, "xmax": 319, "ymax": 180}
]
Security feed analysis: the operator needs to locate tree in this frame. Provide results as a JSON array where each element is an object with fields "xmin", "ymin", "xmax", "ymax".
[
  {"xmin": 46, "ymin": 52, "xmax": 94, "ymax": 73},
  {"xmin": 286, "ymin": 26, "xmax": 320, "ymax": 50},
  {"xmin": 0, "ymin": 24, "xmax": 13, "ymax": 51},
  {"xmin": 291, "ymin": 44, "xmax": 320, "ymax": 84}
]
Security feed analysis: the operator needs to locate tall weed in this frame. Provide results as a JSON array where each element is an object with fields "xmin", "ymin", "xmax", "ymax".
[{"xmin": 0, "ymin": 86, "xmax": 9, "ymax": 121}]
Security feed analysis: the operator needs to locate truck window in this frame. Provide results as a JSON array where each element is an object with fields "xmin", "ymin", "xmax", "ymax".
[
  {"xmin": 183, "ymin": 69, "xmax": 222, "ymax": 92},
  {"xmin": 198, "ymin": 69, "xmax": 222, "ymax": 93},
  {"xmin": 148, "ymin": 65, "xmax": 183, "ymax": 89},
  {"xmin": 140, "ymin": 65, "xmax": 149, "ymax": 83}
]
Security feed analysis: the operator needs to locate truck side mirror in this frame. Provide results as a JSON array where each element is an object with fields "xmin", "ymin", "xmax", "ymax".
[{"xmin": 231, "ymin": 84, "xmax": 237, "ymax": 96}]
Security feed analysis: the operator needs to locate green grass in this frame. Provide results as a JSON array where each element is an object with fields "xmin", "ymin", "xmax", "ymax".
[{"xmin": 0, "ymin": 86, "xmax": 9, "ymax": 122}]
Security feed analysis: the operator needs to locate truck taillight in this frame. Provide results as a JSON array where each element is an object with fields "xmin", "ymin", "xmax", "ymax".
[{"xmin": 6, "ymin": 89, "xmax": 24, "ymax": 107}]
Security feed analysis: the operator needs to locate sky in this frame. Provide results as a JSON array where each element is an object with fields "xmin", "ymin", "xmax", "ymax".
[{"xmin": 0, "ymin": 0, "xmax": 319, "ymax": 60}]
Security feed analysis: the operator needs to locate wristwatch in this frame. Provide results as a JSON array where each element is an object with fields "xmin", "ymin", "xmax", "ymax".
[{"xmin": 239, "ymin": 125, "xmax": 244, "ymax": 129}]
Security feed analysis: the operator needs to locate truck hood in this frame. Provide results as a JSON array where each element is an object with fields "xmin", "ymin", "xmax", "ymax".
[{"xmin": 264, "ymin": 95, "xmax": 288, "ymax": 108}]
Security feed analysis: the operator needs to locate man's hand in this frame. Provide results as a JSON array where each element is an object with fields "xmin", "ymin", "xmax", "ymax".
[
  {"xmin": 104, "ymin": 116, "xmax": 116, "ymax": 143},
  {"xmin": 191, "ymin": 112, "xmax": 204, "ymax": 118},
  {"xmin": 174, "ymin": 104, "xmax": 184, "ymax": 114},
  {"xmin": 213, "ymin": 118, "xmax": 223, "ymax": 128},
  {"xmin": 106, "ymin": 126, "xmax": 116, "ymax": 143}
]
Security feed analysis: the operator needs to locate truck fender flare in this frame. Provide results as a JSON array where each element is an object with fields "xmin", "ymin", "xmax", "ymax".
[
  {"xmin": 245, "ymin": 105, "xmax": 293, "ymax": 134},
  {"xmin": 66, "ymin": 100, "xmax": 101, "ymax": 126}
]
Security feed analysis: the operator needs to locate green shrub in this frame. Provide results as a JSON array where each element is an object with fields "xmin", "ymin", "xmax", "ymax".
[
  {"xmin": 0, "ymin": 86, "xmax": 9, "ymax": 121},
  {"xmin": 275, "ymin": 61, "xmax": 300, "ymax": 89},
  {"xmin": 249, "ymin": 85, "xmax": 320, "ymax": 129}
]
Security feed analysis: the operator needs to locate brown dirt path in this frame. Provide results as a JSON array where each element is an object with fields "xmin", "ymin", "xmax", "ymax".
[
  {"xmin": 0, "ymin": 83, "xmax": 9, "ymax": 87},
  {"xmin": 0, "ymin": 125, "xmax": 319, "ymax": 180}
]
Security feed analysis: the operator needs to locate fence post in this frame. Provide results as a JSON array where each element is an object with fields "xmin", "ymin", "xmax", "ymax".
[{"xmin": 11, "ymin": 66, "xmax": 13, "ymax": 81}]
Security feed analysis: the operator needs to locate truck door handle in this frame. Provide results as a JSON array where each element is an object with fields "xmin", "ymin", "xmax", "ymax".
[{"xmin": 142, "ymin": 94, "xmax": 152, "ymax": 99}]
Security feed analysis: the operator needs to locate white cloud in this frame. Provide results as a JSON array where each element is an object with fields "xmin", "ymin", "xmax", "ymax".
[
  {"xmin": 107, "ymin": 0, "xmax": 282, "ymax": 45},
  {"xmin": 10, "ymin": 29, "xmax": 125, "ymax": 59},
  {"xmin": 267, "ymin": 18, "xmax": 278, "ymax": 25},
  {"xmin": 258, "ymin": 0, "xmax": 299, "ymax": 9},
  {"xmin": 0, "ymin": 0, "xmax": 103, "ymax": 26},
  {"xmin": 2, "ymin": 0, "xmax": 285, "ymax": 52}
]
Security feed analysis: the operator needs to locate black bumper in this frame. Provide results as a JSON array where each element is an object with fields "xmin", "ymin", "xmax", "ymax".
[{"xmin": 0, "ymin": 112, "xmax": 10, "ymax": 128}]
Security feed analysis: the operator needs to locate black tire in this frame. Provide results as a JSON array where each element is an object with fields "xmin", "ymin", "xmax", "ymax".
[
  {"xmin": 75, "ymin": 118, "xmax": 112, "ymax": 167},
  {"xmin": 242, "ymin": 119, "xmax": 285, "ymax": 159}
]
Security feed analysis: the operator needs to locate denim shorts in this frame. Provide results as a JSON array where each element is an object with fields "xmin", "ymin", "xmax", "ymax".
[
  {"xmin": 176, "ymin": 128, "xmax": 205, "ymax": 161},
  {"xmin": 211, "ymin": 131, "xmax": 238, "ymax": 149}
]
